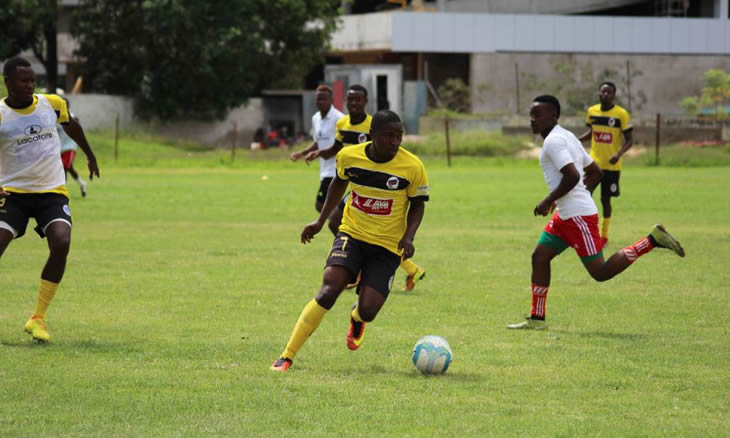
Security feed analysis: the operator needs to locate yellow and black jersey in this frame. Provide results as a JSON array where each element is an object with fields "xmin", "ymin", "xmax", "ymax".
[
  {"xmin": 585, "ymin": 104, "xmax": 632, "ymax": 171},
  {"xmin": 335, "ymin": 113, "xmax": 372, "ymax": 147},
  {"xmin": 336, "ymin": 142, "xmax": 429, "ymax": 256}
]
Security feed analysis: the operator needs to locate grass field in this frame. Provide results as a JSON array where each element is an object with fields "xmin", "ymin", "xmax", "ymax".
[{"xmin": 1, "ymin": 136, "xmax": 728, "ymax": 436}]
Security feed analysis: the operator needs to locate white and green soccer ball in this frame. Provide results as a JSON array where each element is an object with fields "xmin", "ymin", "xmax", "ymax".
[{"xmin": 411, "ymin": 335, "xmax": 453, "ymax": 375}]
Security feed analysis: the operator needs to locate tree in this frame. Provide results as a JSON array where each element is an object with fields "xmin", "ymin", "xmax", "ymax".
[
  {"xmin": 681, "ymin": 69, "xmax": 730, "ymax": 118},
  {"xmin": 73, "ymin": 0, "xmax": 341, "ymax": 121},
  {"xmin": 0, "ymin": 0, "xmax": 60, "ymax": 92},
  {"xmin": 437, "ymin": 78, "xmax": 470, "ymax": 113}
]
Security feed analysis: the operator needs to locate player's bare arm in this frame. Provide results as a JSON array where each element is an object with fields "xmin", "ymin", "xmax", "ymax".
[
  {"xmin": 609, "ymin": 130, "xmax": 633, "ymax": 164},
  {"xmin": 290, "ymin": 141, "xmax": 318, "ymax": 162},
  {"xmin": 307, "ymin": 140, "xmax": 343, "ymax": 162},
  {"xmin": 399, "ymin": 199, "xmax": 425, "ymax": 260},
  {"xmin": 583, "ymin": 161, "xmax": 603, "ymax": 192},
  {"xmin": 301, "ymin": 176, "xmax": 348, "ymax": 243},
  {"xmin": 63, "ymin": 118, "xmax": 100, "ymax": 179},
  {"xmin": 534, "ymin": 163, "xmax": 580, "ymax": 216},
  {"xmin": 578, "ymin": 127, "xmax": 592, "ymax": 143}
]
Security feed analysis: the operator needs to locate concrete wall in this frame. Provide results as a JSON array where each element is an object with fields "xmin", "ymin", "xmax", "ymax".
[
  {"xmin": 471, "ymin": 52, "xmax": 730, "ymax": 116},
  {"xmin": 66, "ymin": 94, "xmax": 264, "ymax": 147}
]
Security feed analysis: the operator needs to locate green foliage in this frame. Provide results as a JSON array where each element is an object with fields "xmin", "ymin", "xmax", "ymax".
[
  {"xmin": 73, "ymin": 0, "xmax": 340, "ymax": 121},
  {"xmin": 437, "ymin": 78, "xmax": 471, "ymax": 113},
  {"xmin": 680, "ymin": 69, "xmax": 730, "ymax": 118},
  {"xmin": 522, "ymin": 60, "xmax": 646, "ymax": 116},
  {"xmin": 0, "ymin": 0, "xmax": 59, "ymax": 90}
]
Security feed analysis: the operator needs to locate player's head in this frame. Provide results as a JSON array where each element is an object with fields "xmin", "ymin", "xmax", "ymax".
[
  {"xmin": 315, "ymin": 84, "xmax": 333, "ymax": 113},
  {"xmin": 530, "ymin": 95, "xmax": 560, "ymax": 137},
  {"xmin": 346, "ymin": 84, "xmax": 368, "ymax": 116},
  {"xmin": 370, "ymin": 110, "xmax": 403, "ymax": 161},
  {"xmin": 3, "ymin": 56, "xmax": 35, "ymax": 104},
  {"xmin": 599, "ymin": 81, "xmax": 616, "ymax": 106}
]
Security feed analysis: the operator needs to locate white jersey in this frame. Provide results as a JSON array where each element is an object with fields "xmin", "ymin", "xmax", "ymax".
[
  {"xmin": 311, "ymin": 105, "xmax": 344, "ymax": 180},
  {"xmin": 0, "ymin": 94, "xmax": 68, "ymax": 193},
  {"xmin": 58, "ymin": 113, "xmax": 78, "ymax": 153},
  {"xmin": 539, "ymin": 124, "xmax": 598, "ymax": 219}
]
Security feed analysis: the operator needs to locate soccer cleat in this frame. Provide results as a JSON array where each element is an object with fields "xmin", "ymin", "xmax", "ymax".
[
  {"xmin": 649, "ymin": 224, "xmax": 685, "ymax": 257},
  {"xmin": 270, "ymin": 357, "xmax": 292, "ymax": 372},
  {"xmin": 79, "ymin": 179, "xmax": 87, "ymax": 197},
  {"xmin": 403, "ymin": 267, "xmax": 426, "ymax": 292},
  {"xmin": 347, "ymin": 313, "xmax": 366, "ymax": 351},
  {"xmin": 345, "ymin": 271, "xmax": 361, "ymax": 290},
  {"xmin": 24, "ymin": 317, "xmax": 50, "ymax": 342},
  {"xmin": 507, "ymin": 317, "xmax": 548, "ymax": 330}
]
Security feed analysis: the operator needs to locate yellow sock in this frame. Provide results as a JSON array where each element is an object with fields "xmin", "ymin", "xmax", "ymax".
[
  {"xmin": 33, "ymin": 279, "xmax": 59, "ymax": 319},
  {"xmin": 601, "ymin": 217, "xmax": 611, "ymax": 239},
  {"xmin": 400, "ymin": 258, "xmax": 418, "ymax": 276},
  {"xmin": 282, "ymin": 299, "xmax": 328, "ymax": 360},
  {"xmin": 351, "ymin": 305, "xmax": 362, "ymax": 323}
]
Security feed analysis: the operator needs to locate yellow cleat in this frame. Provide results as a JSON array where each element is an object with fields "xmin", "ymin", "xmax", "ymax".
[
  {"xmin": 403, "ymin": 267, "xmax": 426, "ymax": 292},
  {"xmin": 24, "ymin": 317, "xmax": 50, "ymax": 343}
]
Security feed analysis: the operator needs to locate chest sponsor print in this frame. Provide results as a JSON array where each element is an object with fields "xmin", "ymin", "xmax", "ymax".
[
  {"xmin": 594, "ymin": 131, "xmax": 613, "ymax": 144},
  {"xmin": 351, "ymin": 191, "xmax": 393, "ymax": 216}
]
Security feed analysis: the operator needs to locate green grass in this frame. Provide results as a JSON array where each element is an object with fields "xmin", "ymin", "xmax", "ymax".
[
  {"xmin": 626, "ymin": 143, "xmax": 730, "ymax": 167},
  {"xmin": 1, "ymin": 137, "xmax": 728, "ymax": 436}
]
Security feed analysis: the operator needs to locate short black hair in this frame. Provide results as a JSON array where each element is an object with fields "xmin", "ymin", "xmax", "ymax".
[
  {"xmin": 371, "ymin": 110, "xmax": 401, "ymax": 132},
  {"xmin": 600, "ymin": 81, "xmax": 617, "ymax": 92},
  {"xmin": 348, "ymin": 84, "xmax": 368, "ymax": 98},
  {"xmin": 533, "ymin": 95, "xmax": 561, "ymax": 118},
  {"xmin": 3, "ymin": 56, "xmax": 31, "ymax": 77}
]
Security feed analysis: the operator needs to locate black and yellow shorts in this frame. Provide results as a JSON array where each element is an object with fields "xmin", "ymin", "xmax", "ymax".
[
  {"xmin": 326, "ymin": 232, "xmax": 400, "ymax": 297},
  {"xmin": 600, "ymin": 170, "xmax": 621, "ymax": 198},
  {"xmin": 317, "ymin": 177, "xmax": 333, "ymax": 204}
]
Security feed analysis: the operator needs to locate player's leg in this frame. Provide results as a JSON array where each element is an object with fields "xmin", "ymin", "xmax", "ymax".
[
  {"xmin": 599, "ymin": 170, "xmax": 619, "ymax": 244},
  {"xmin": 401, "ymin": 258, "xmax": 426, "ymax": 292},
  {"xmin": 0, "ymin": 228, "xmax": 12, "ymax": 257},
  {"xmin": 508, "ymin": 214, "xmax": 568, "ymax": 330},
  {"xmin": 0, "ymin": 192, "xmax": 28, "ymax": 257},
  {"xmin": 272, "ymin": 233, "xmax": 362, "ymax": 371},
  {"xmin": 24, "ymin": 195, "xmax": 73, "ymax": 342},
  {"xmin": 583, "ymin": 224, "xmax": 684, "ymax": 282},
  {"xmin": 347, "ymin": 244, "xmax": 400, "ymax": 350},
  {"xmin": 314, "ymin": 177, "xmax": 332, "ymax": 213}
]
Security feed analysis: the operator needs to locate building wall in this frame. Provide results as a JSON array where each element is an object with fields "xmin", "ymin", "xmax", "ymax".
[{"xmin": 471, "ymin": 52, "xmax": 730, "ymax": 116}]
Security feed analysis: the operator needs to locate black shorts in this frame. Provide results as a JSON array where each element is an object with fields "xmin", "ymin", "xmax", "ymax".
[
  {"xmin": 326, "ymin": 232, "xmax": 401, "ymax": 297},
  {"xmin": 317, "ymin": 177, "xmax": 333, "ymax": 204},
  {"xmin": 600, "ymin": 170, "xmax": 621, "ymax": 199},
  {"xmin": 0, "ymin": 192, "xmax": 72, "ymax": 239}
]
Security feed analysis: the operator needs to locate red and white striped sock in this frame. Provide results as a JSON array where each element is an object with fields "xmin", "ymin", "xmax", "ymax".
[
  {"xmin": 530, "ymin": 283, "xmax": 549, "ymax": 320},
  {"xmin": 623, "ymin": 237, "xmax": 655, "ymax": 264}
]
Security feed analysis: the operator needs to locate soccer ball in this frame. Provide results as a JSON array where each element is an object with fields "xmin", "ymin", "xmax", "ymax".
[{"xmin": 411, "ymin": 335, "xmax": 453, "ymax": 375}]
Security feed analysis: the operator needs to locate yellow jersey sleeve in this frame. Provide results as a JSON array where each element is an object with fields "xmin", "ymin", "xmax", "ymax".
[
  {"xmin": 335, "ymin": 116, "xmax": 346, "ymax": 143},
  {"xmin": 407, "ymin": 158, "xmax": 429, "ymax": 200},
  {"xmin": 620, "ymin": 107, "xmax": 632, "ymax": 132},
  {"xmin": 42, "ymin": 94, "xmax": 70, "ymax": 124}
]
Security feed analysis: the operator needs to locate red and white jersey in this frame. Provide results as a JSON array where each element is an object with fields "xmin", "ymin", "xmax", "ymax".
[{"xmin": 539, "ymin": 125, "xmax": 597, "ymax": 219}]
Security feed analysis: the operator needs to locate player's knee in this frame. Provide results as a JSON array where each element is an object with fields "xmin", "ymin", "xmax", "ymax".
[
  {"xmin": 531, "ymin": 249, "xmax": 550, "ymax": 268},
  {"xmin": 48, "ymin": 233, "xmax": 71, "ymax": 255},
  {"xmin": 315, "ymin": 284, "xmax": 343, "ymax": 309},
  {"xmin": 358, "ymin": 306, "xmax": 379, "ymax": 322},
  {"xmin": 588, "ymin": 268, "xmax": 612, "ymax": 282}
]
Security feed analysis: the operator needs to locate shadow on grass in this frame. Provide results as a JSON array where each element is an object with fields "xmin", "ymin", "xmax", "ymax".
[{"xmin": 366, "ymin": 364, "xmax": 482, "ymax": 382}]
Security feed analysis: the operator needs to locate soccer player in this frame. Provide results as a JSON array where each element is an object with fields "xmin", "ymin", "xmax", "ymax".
[
  {"xmin": 271, "ymin": 110, "xmax": 429, "ymax": 372},
  {"xmin": 578, "ymin": 82, "xmax": 633, "ymax": 246},
  {"xmin": 0, "ymin": 56, "xmax": 100, "ymax": 342},
  {"xmin": 58, "ymin": 100, "xmax": 88, "ymax": 197},
  {"xmin": 290, "ymin": 85, "xmax": 344, "ymax": 213},
  {"xmin": 507, "ymin": 95, "xmax": 683, "ymax": 330}
]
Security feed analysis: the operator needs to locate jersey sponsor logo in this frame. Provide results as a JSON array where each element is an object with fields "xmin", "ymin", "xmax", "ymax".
[
  {"xmin": 24, "ymin": 125, "xmax": 42, "ymax": 135},
  {"xmin": 608, "ymin": 117, "xmax": 616, "ymax": 127},
  {"xmin": 351, "ymin": 191, "xmax": 393, "ymax": 216},
  {"xmin": 358, "ymin": 133, "xmax": 368, "ymax": 143},
  {"xmin": 594, "ymin": 131, "xmax": 613, "ymax": 144},
  {"xmin": 386, "ymin": 176, "xmax": 399, "ymax": 190}
]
